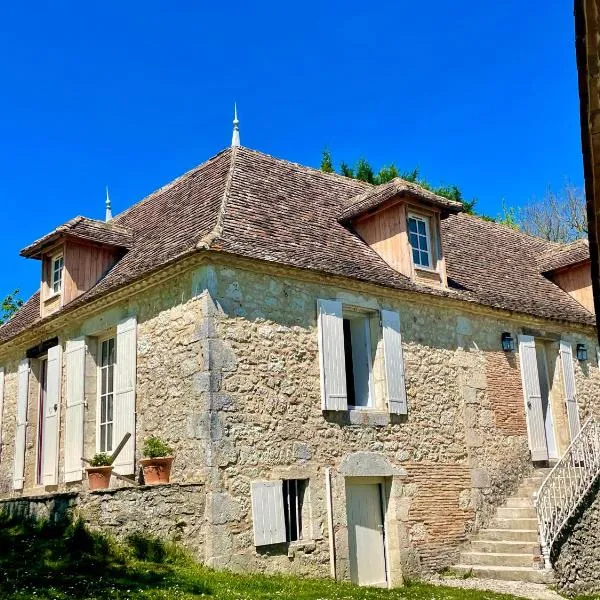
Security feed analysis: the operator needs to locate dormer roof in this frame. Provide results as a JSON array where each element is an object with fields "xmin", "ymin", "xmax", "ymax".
[
  {"xmin": 339, "ymin": 177, "xmax": 463, "ymax": 223},
  {"xmin": 20, "ymin": 216, "xmax": 132, "ymax": 259},
  {"xmin": 538, "ymin": 239, "xmax": 590, "ymax": 273}
]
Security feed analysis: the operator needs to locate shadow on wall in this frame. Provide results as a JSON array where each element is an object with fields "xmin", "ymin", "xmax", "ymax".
[
  {"xmin": 552, "ymin": 478, "xmax": 600, "ymax": 597},
  {"xmin": 0, "ymin": 510, "xmax": 208, "ymax": 599}
]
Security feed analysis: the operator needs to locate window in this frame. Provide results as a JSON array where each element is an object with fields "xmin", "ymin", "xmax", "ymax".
[
  {"xmin": 98, "ymin": 337, "xmax": 116, "ymax": 453},
  {"xmin": 36, "ymin": 358, "xmax": 48, "ymax": 485},
  {"xmin": 407, "ymin": 214, "xmax": 431, "ymax": 269},
  {"xmin": 342, "ymin": 314, "xmax": 373, "ymax": 408},
  {"xmin": 51, "ymin": 255, "xmax": 64, "ymax": 294},
  {"xmin": 283, "ymin": 479, "xmax": 307, "ymax": 542}
]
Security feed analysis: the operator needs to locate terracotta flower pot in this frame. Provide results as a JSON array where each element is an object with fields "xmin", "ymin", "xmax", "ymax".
[
  {"xmin": 140, "ymin": 456, "xmax": 174, "ymax": 485},
  {"xmin": 86, "ymin": 466, "xmax": 113, "ymax": 491}
]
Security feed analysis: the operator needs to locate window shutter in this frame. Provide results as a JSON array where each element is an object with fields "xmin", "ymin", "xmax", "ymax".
[
  {"xmin": 13, "ymin": 359, "xmax": 29, "ymax": 490},
  {"xmin": 251, "ymin": 480, "xmax": 286, "ymax": 546},
  {"xmin": 0, "ymin": 367, "xmax": 4, "ymax": 450},
  {"xmin": 42, "ymin": 344, "xmax": 62, "ymax": 486},
  {"xmin": 317, "ymin": 299, "xmax": 347, "ymax": 411},
  {"xmin": 64, "ymin": 338, "xmax": 86, "ymax": 482},
  {"xmin": 381, "ymin": 309, "xmax": 407, "ymax": 415},
  {"xmin": 518, "ymin": 335, "xmax": 548, "ymax": 462},
  {"xmin": 560, "ymin": 341, "xmax": 581, "ymax": 441},
  {"xmin": 113, "ymin": 316, "xmax": 137, "ymax": 475}
]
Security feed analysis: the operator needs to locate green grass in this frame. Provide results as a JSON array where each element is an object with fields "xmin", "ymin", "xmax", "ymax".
[{"xmin": 0, "ymin": 513, "xmax": 534, "ymax": 600}]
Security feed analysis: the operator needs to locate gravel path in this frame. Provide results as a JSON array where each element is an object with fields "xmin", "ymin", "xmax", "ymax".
[{"xmin": 426, "ymin": 575, "xmax": 563, "ymax": 600}]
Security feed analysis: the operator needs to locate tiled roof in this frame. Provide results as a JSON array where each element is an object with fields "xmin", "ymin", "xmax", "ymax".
[
  {"xmin": 538, "ymin": 239, "xmax": 590, "ymax": 273},
  {"xmin": 339, "ymin": 177, "xmax": 463, "ymax": 222},
  {"xmin": 20, "ymin": 217, "xmax": 132, "ymax": 259},
  {"xmin": 0, "ymin": 146, "xmax": 595, "ymax": 345}
]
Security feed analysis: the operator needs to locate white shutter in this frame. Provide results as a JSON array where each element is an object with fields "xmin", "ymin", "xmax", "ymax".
[
  {"xmin": 381, "ymin": 309, "xmax": 407, "ymax": 415},
  {"xmin": 251, "ymin": 480, "xmax": 287, "ymax": 546},
  {"xmin": 13, "ymin": 359, "xmax": 29, "ymax": 490},
  {"xmin": 42, "ymin": 344, "xmax": 62, "ymax": 486},
  {"xmin": 64, "ymin": 338, "xmax": 86, "ymax": 482},
  {"xmin": 0, "ymin": 367, "xmax": 4, "ymax": 449},
  {"xmin": 317, "ymin": 299, "xmax": 347, "ymax": 411},
  {"xmin": 560, "ymin": 341, "xmax": 582, "ymax": 441},
  {"xmin": 518, "ymin": 335, "xmax": 548, "ymax": 462},
  {"xmin": 113, "ymin": 316, "xmax": 137, "ymax": 474}
]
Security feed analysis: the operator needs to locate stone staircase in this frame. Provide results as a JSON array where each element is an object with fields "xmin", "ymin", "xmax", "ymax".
[{"xmin": 453, "ymin": 469, "xmax": 554, "ymax": 583}]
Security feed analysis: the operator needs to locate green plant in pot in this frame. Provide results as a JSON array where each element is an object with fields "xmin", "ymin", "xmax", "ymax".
[
  {"xmin": 140, "ymin": 436, "xmax": 174, "ymax": 485},
  {"xmin": 86, "ymin": 453, "xmax": 113, "ymax": 490}
]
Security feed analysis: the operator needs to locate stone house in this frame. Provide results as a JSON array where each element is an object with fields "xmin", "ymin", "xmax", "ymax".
[{"xmin": 0, "ymin": 141, "xmax": 598, "ymax": 587}]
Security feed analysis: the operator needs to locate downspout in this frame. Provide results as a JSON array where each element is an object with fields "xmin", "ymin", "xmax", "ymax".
[{"xmin": 325, "ymin": 467, "xmax": 336, "ymax": 580}]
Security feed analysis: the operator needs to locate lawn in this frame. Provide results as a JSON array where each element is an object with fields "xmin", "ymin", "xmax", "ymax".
[{"xmin": 0, "ymin": 513, "xmax": 541, "ymax": 600}]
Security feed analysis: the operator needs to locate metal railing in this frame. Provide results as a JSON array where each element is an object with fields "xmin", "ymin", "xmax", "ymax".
[{"xmin": 534, "ymin": 418, "xmax": 600, "ymax": 569}]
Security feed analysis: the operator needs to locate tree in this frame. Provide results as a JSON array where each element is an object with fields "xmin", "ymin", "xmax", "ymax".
[
  {"xmin": 517, "ymin": 185, "xmax": 587, "ymax": 243},
  {"xmin": 1, "ymin": 290, "xmax": 23, "ymax": 325},
  {"xmin": 320, "ymin": 150, "xmax": 477, "ymax": 214}
]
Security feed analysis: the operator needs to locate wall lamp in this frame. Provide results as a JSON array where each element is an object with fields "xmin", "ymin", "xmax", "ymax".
[
  {"xmin": 501, "ymin": 332, "xmax": 515, "ymax": 352},
  {"xmin": 576, "ymin": 343, "xmax": 588, "ymax": 361}
]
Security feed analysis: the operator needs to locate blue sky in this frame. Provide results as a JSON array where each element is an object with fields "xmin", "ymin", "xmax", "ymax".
[{"xmin": 0, "ymin": 1, "xmax": 582, "ymax": 301}]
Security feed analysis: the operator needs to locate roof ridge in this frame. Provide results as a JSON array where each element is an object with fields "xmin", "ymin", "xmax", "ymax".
[
  {"xmin": 197, "ymin": 146, "xmax": 238, "ymax": 249},
  {"xmin": 113, "ymin": 147, "xmax": 232, "ymax": 223}
]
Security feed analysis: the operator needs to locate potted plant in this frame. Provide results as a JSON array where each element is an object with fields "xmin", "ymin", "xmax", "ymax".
[
  {"xmin": 86, "ymin": 453, "xmax": 113, "ymax": 490},
  {"xmin": 140, "ymin": 436, "xmax": 174, "ymax": 485}
]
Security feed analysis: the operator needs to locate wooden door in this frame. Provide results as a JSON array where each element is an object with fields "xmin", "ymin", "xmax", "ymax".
[{"xmin": 346, "ymin": 481, "xmax": 387, "ymax": 587}]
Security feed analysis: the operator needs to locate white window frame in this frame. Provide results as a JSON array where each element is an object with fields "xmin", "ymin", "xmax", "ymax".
[
  {"xmin": 50, "ymin": 254, "xmax": 64, "ymax": 296},
  {"xmin": 96, "ymin": 334, "xmax": 117, "ymax": 454},
  {"xmin": 407, "ymin": 213, "xmax": 434, "ymax": 271},
  {"xmin": 343, "ymin": 308, "xmax": 375, "ymax": 410}
]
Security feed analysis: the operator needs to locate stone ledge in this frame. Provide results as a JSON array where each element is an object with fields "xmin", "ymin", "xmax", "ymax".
[
  {"xmin": 88, "ymin": 481, "xmax": 205, "ymax": 496},
  {"xmin": 0, "ymin": 490, "xmax": 79, "ymax": 504}
]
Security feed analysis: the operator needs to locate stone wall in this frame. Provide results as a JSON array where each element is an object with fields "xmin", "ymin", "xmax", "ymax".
[
  {"xmin": 0, "ymin": 483, "xmax": 206, "ymax": 559},
  {"xmin": 0, "ymin": 258, "xmax": 599, "ymax": 582},
  {"xmin": 553, "ymin": 481, "xmax": 600, "ymax": 596}
]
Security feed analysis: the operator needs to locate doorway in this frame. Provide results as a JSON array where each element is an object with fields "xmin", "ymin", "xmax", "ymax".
[
  {"xmin": 36, "ymin": 358, "xmax": 48, "ymax": 485},
  {"xmin": 346, "ymin": 479, "xmax": 388, "ymax": 587},
  {"xmin": 534, "ymin": 342, "xmax": 558, "ymax": 460}
]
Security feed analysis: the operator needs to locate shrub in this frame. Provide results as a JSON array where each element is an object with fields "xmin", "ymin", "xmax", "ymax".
[
  {"xmin": 142, "ymin": 436, "xmax": 173, "ymax": 458},
  {"xmin": 89, "ymin": 452, "xmax": 112, "ymax": 467}
]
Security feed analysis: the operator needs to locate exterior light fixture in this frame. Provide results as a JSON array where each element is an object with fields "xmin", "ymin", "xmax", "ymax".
[
  {"xmin": 501, "ymin": 332, "xmax": 515, "ymax": 352},
  {"xmin": 576, "ymin": 343, "xmax": 588, "ymax": 361}
]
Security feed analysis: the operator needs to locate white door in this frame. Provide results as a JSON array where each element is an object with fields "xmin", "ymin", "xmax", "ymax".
[
  {"xmin": 535, "ymin": 344, "xmax": 558, "ymax": 460},
  {"xmin": 346, "ymin": 481, "xmax": 387, "ymax": 587}
]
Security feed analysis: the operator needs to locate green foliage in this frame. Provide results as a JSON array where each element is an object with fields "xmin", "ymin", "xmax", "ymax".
[
  {"xmin": 89, "ymin": 452, "xmax": 112, "ymax": 467},
  {"xmin": 320, "ymin": 152, "xmax": 477, "ymax": 214},
  {"xmin": 320, "ymin": 149, "xmax": 334, "ymax": 173},
  {"xmin": 496, "ymin": 201, "xmax": 520, "ymax": 230},
  {"xmin": 143, "ymin": 435, "xmax": 174, "ymax": 458},
  {"xmin": 0, "ymin": 510, "xmax": 532, "ymax": 600},
  {"xmin": 0, "ymin": 290, "xmax": 23, "ymax": 325}
]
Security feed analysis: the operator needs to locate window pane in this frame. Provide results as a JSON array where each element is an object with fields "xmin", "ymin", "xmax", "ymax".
[
  {"xmin": 420, "ymin": 235, "xmax": 428, "ymax": 252},
  {"xmin": 409, "ymin": 232, "xmax": 419, "ymax": 248},
  {"xmin": 420, "ymin": 251, "xmax": 430, "ymax": 267},
  {"xmin": 412, "ymin": 248, "xmax": 420, "ymax": 265},
  {"xmin": 408, "ymin": 218, "xmax": 417, "ymax": 233},
  {"xmin": 100, "ymin": 425, "xmax": 106, "ymax": 453},
  {"xmin": 101, "ymin": 341, "xmax": 108, "ymax": 366},
  {"xmin": 101, "ymin": 398, "xmax": 106, "ymax": 422},
  {"xmin": 107, "ymin": 365, "xmax": 114, "ymax": 393},
  {"xmin": 108, "ymin": 338, "xmax": 115, "ymax": 364},
  {"xmin": 107, "ymin": 395, "xmax": 113, "ymax": 422},
  {"xmin": 106, "ymin": 423, "xmax": 113, "ymax": 452},
  {"xmin": 417, "ymin": 220, "xmax": 426, "ymax": 235}
]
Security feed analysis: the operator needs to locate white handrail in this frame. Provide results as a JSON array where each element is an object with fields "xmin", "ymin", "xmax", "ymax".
[{"xmin": 534, "ymin": 418, "xmax": 600, "ymax": 569}]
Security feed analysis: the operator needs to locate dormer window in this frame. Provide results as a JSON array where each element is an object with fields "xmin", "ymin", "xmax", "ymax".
[
  {"xmin": 51, "ymin": 254, "xmax": 64, "ymax": 295},
  {"xmin": 408, "ymin": 214, "xmax": 432, "ymax": 269}
]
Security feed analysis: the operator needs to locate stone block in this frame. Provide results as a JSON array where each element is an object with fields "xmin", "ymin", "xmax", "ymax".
[{"xmin": 470, "ymin": 468, "xmax": 491, "ymax": 488}]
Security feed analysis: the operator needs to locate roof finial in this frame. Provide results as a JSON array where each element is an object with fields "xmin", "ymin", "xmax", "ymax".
[
  {"xmin": 231, "ymin": 102, "xmax": 240, "ymax": 147},
  {"xmin": 105, "ymin": 186, "xmax": 113, "ymax": 222}
]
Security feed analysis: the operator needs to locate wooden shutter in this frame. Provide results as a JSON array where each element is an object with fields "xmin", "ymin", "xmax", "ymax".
[
  {"xmin": 0, "ymin": 367, "xmax": 4, "ymax": 450},
  {"xmin": 560, "ymin": 341, "xmax": 582, "ymax": 441},
  {"xmin": 42, "ymin": 344, "xmax": 62, "ymax": 486},
  {"xmin": 13, "ymin": 359, "xmax": 29, "ymax": 490},
  {"xmin": 251, "ymin": 480, "xmax": 286, "ymax": 546},
  {"xmin": 64, "ymin": 338, "xmax": 86, "ymax": 482},
  {"xmin": 113, "ymin": 316, "xmax": 137, "ymax": 475},
  {"xmin": 518, "ymin": 335, "xmax": 548, "ymax": 462},
  {"xmin": 317, "ymin": 299, "xmax": 347, "ymax": 411},
  {"xmin": 381, "ymin": 309, "xmax": 407, "ymax": 415}
]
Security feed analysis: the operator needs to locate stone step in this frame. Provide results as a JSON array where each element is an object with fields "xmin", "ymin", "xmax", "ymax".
[
  {"xmin": 474, "ymin": 528, "xmax": 539, "ymax": 542},
  {"xmin": 452, "ymin": 565, "xmax": 554, "ymax": 583},
  {"xmin": 492, "ymin": 517, "xmax": 539, "ymax": 530},
  {"xmin": 460, "ymin": 551, "xmax": 536, "ymax": 568},
  {"xmin": 470, "ymin": 539, "xmax": 540, "ymax": 554},
  {"xmin": 505, "ymin": 497, "xmax": 534, "ymax": 508},
  {"xmin": 496, "ymin": 507, "xmax": 537, "ymax": 519},
  {"xmin": 516, "ymin": 485, "xmax": 538, "ymax": 496}
]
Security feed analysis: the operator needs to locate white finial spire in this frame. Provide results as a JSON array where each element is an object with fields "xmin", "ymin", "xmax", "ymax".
[
  {"xmin": 105, "ymin": 186, "xmax": 113, "ymax": 222},
  {"xmin": 231, "ymin": 102, "xmax": 240, "ymax": 147}
]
